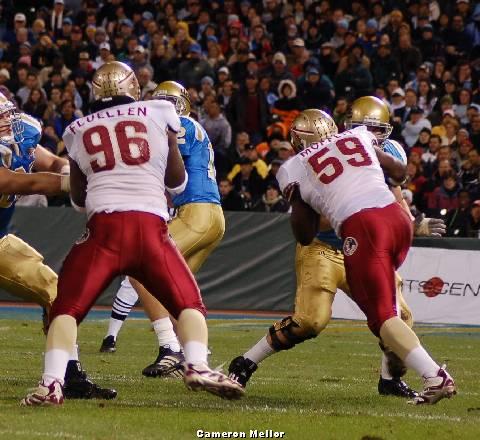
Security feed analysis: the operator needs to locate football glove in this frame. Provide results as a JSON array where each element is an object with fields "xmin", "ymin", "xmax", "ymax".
[{"xmin": 414, "ymin": 214, "xmax": 446, "ymax": 237}]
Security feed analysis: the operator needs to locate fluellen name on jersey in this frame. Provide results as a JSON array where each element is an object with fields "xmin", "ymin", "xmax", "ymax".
[
  {"xmin": 196, "ymin": 430, "xmax": 286, "ymax": 438},
  {"xmin": 68, "ymin": 106, "xmax": 147, "ymax": 135}
]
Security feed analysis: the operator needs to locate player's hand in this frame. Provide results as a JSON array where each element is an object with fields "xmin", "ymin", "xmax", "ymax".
[
  {"xmin": 414, "ymin": 215, "xmax": 446, "ymax": 237},
  {"xmin": 283, "ymin": 181, "xmax": 300, "ymax": 203}
]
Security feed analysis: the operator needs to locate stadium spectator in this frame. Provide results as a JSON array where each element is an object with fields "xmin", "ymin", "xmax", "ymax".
[{"xmin": 252, "ymin": 181, "xmax": 289, "ymax": 213}]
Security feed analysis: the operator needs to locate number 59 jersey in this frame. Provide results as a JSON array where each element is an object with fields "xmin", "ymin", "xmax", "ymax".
[
  {"xmin": 277, "ymin": 126, "xmax": 395, "ymax": 235},
  {"xmin": 64, "ymin": 100, "xmax": 181, "ymax": 220}
]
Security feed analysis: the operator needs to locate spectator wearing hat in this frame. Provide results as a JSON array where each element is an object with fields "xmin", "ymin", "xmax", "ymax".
[
  {"xmin": 390, "ymin": 88, "xmax": 406, "ymax": 113},
  {"xmin": 231, "ymin": 156, "xmax": 265, "ymax": 208},
  {"xmin": 445, "ymin": 190, "xmax": 472, "ymax": 237},
  {"xmin": 50, "ymin": 0, "xmax": 67, "ymax": 38},
  {"xmin": 131, "ymin": 45, "xmax": 153, "ymax": 74},
  {"xmin": 59, "ymin": 24, "xmax": 89, "ymax": 69},
  {"xmin": 228, "ymin": 143, "xmax": 268, "ymax": 182},
  {"xmin": 297, "ymin": 66, "xmax": 333, "ymax": 109},
  {"xmin": 252, "ymin": 181, "xmax": 289, "ymax": 213},
  {"xmin": 218, "ymin": 176, "xmax": 246, "ymax": 212},
  {"xmin": 92, "ymin": 42, "xmax": 112, "ymax": 69},
  {"xmin": 177, "ymin": 42, "xmax": 214, "ymax": 88},
  {"xmin": 402, "ymin": 106, "xmax": 432, "ymax": 148},
  {"xmin": 3, "ymin": 13, "xmax": 30, "ymax": 46},
  {"xmin": 261, "ymin": 52, "xmax": 295, "ymax": 94},
  {"xmin": 358, "ymin": 19, "xmax": 380, "ymax": 57},
  {"xmin": 417, "ymin": 24, "xmax": 444, "ymax": 62},
  {"xmin": 329, "ymin": 19, "xmax": 349, "ymax": 49},
  {"xmin": 412, "ymin": 127, "xmax": 432, "ymax": 151},
  {"xmin": 318, "ymin": 42, "xmax": 339, "ymax": 80},
  {"xmin": 288, "ymin": 38, "xmax": 309, "ymax": 78},
  {"xmin": 272, "ymin": 79, "xmax": 302, "ymax": 127}
]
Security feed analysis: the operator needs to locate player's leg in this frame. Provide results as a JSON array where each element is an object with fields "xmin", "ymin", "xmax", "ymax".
[
  {"xmin": 136, "ymin": 215, "xmax": 242, "ymax": 399},
  {"xmin": 100, "ymin": 277, "xmax": 139, "ymax": 353},
  {"xmin": 22, "ymin": 216, "xmax": 122, "ymax": 406},
  {"xmin": 229, "ymin": 241, "xmax": 341, "ymax": 387},
  {"xmin": 138, "ymin": 203, "xmax": 225, "ymax": 376},
  {"xmin": 342, "ymin": 204, "xmax": 455, "ymax": 405},
  {"xmin": 377, "ymin": 272, "xmax": 417, "ymax": 397},
  {"xmin": 132, "ymin": 278, "xmax": 184, "ymax": 377}
]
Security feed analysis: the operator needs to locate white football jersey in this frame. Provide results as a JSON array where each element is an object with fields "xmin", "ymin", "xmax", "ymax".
[
  {"xmin": 64, "ymin": 100, "xmax": 181, "ymax": 220},
  {"xmin": 277, "ymin": 126, "xmax": 395, "ymax": 235}
]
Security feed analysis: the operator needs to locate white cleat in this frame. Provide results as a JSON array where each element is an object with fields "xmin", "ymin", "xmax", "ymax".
[
  {"xmin": 408, "ymin": 365, "xmax": 456, "ymax": 405},
  {"xmin": 21, "ymin": 380, "xmax": 64, "ymax": 406},
  {"xmin": 183, "ymin": 362, "xmax": 245, "ymax": 400}
]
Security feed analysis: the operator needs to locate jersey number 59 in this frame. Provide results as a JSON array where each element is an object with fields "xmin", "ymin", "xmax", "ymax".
[
  {"xmin": 308, "ymin": 137, "xmax": 372, "ymax": 184},
  {"xmin": 83, "ymin": 122, "xmax": 150, "ymax": 173}
]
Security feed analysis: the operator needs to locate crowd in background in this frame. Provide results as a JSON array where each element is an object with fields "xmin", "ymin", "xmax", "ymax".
[{"xmin": 1, "ymin": 0, "xmax": 480, "ymax": 237}]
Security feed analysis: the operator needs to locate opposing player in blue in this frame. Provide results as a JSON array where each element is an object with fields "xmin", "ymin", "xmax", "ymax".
[
  {"xmin": 0, "ymin": 92, "xmax": 116, "ymax": 399},
  {"xmin": 99, "ymin": 81, "xmax": 224, "ymax": 377}
]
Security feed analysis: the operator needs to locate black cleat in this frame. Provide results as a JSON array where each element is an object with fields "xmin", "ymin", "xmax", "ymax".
[
  {"xmin": 378, "ymin": 376, "xmax": 418, "ymax": 398},
  {"xmin": 64, "ymin": 361, "xmax": 117, "ymax": 400},
  {"xmin": 228, "ymin": 356, "xmax": 258, "ymax": 388},
  {"xmin": 99, "ymin": 335, "xmax": 116, "ymax": 353},
  {"xmin": 142, "ymin": 346, "xmax": 184, "ymax": 378}
]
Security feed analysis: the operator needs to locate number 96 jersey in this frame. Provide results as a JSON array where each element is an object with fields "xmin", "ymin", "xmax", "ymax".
[
  {"xmin": 277, "ymin": 126, "xmax": 395, "ymax": 235},
  {"xmin": 64, "ymin": 100, "xmax": 181, "ymax": 221}
]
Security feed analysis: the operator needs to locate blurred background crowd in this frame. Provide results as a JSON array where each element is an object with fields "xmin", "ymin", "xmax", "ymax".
[{"xmin": 1, "ymin": 0, "xmax": 480, "ymax": 237}]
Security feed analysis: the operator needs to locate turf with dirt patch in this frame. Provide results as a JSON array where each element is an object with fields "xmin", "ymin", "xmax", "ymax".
[{"xmin": 0, "ymin": 316, "xmax": 478, "ymax": 440}]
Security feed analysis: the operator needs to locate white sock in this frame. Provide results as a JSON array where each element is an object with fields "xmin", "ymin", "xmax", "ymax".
[
  {"xmin": 380, "ymin": 353, "xmax": 393, "ymax": 380},
  {"xmin": 68, "ymin": 344, "xmax": 79, "ymax": 362},
  {"xmin": 404, "ymin": 346, "xmax": 440, "ymax": 379},
  {"xmin": 107, "ymin": 318, "xmax": 125, "ymax": 340},
  {"xmin": 183, "ymin": 341, "xmax": 208, "ymax": 365},
  {"xmin": 43, "ymin": 349, "xmax": 70, "ymax": 385},
  {"xmin": 152, "ymin": 317, "xmax": 181, "ymax": 352},
  {"xmin": 244, "ymin": 336, "xmax": 275, "ymax": 365}
]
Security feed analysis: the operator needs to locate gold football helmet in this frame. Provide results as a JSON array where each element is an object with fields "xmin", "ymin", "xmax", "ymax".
[
  {"xmin": 92, "ymin": 61, "xmax": 140, "ymax": 101},
  {"xmin": 0, "ymin": 92, "xmax": 23, "ymax": 145},
  {"xmin": 345, "ymin": 96, "xmax": 392, "ymax": 142},
  {"xmin": 152, "ymin": 80, "xmax": 191, "ymax": 116},
  {"xmin": 290, "ymin": 109, "xmax": 338, "ymax": 152}
]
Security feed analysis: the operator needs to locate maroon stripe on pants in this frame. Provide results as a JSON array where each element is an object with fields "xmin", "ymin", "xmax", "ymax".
[{"xmin": 340, "ymin": 203, "xmax": 413, "ymax": 336}]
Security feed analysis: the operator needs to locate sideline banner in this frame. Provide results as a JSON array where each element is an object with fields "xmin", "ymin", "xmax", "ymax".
[{"xmin": 332, "ymin": 247, "xmax": 480, "ymax": 325}]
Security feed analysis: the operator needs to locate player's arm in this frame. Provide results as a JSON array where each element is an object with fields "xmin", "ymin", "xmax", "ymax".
[
  {"xmin": 0, "ymin": 166, "xmax": 67, "ymax": 196},
  {"xmin": 285, "ymin": 182, "xmax": 318, "ymax": 246},
  {"xmin": 69, "ymin": 158, "xmax": 87, "ymax": 208},
  {"xmin": 375, "ymin": 147, "xmax": 406, "ymax": 186},
  {"xmin": 33, "ymin": 145, "xmax": 70, "ymax": 174},
  {"xmin": 165, "ymin": 129, "xmax": 188, "ymax": 195}
]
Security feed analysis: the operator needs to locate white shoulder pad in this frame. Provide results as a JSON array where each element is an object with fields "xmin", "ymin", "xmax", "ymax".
[
  {"xmin": 277, "ymin": 157, "xmax": 302, "ymax": 193},
  {"xmin": 384, "ymin": 139, "xmax": 407, "ymax": 164}
]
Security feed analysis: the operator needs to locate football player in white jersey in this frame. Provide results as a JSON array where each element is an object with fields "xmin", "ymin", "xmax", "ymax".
[
  {"xmin": 275, "ymin": 112, "xmax": 455, "ymax": 405},
  {"xmin": 0, "ymin": 92, "xmax": 116, "ymax": 400},
  {"xmin": 21, "ymin": 61, "xmax": 244, "ymax": 406}
]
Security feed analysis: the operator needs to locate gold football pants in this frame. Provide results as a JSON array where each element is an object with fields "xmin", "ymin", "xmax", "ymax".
[
  {"xmin": 0, "ymin": 234, "xmax": 57, "ymax": 308},
  {"xmin": 292, "ymin": 239, "xmax": 412, "ymax": 335},
  {"xmin": 168, "ymin": 203, "xmax": 225, "ymax": 273}
]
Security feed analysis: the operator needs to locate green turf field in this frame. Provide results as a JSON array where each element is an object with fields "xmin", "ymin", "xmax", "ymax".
[{"xmin": 0, "ymin": 317, "xmax": 479, "ymax": 440}]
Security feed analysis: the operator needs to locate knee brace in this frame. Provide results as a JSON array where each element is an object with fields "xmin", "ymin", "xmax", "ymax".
[{"xmin": 268, "ymin": 316, "xmax": 316, "ymax": 351}]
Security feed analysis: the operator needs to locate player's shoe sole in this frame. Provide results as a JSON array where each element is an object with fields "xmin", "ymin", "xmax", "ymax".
[{"xmin": 184, "ymin": 363, "xmax": 245, "ymax": 400}]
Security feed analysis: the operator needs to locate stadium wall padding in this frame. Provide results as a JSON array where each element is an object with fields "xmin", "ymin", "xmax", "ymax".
[{"xmin": 2, "ymin": 207, "xmax": 480, "ymax": 312}]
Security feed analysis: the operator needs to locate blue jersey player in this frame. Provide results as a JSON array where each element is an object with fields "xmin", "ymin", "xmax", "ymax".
[
  {"xmin": 101, "ymin": 81, "xmax": 224, "ymax": 378},
  {"xmin": 0, "ymin": 92, "xmax": 116, "ymax": 400}
]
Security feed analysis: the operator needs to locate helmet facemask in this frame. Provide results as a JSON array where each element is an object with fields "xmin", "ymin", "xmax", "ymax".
[{"xmin": 0, "ymin": 102, "xmax": 23, "ymax": 146}]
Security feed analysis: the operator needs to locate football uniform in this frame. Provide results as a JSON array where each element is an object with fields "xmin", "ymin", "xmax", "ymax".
[
  {"xmin": 169, "ymin": 116, "xmax": 224, "ymax": 273},
  {"xmin": 0, "ymin": 114, "xmax": 57, "ymax": 308},
  {"xmin": 277, "ymin": 126, "xmax": 412, "ymax": 337},
  {"xmin": 51, "ymin": 100, "xmax": 204, "ymax": 323}
]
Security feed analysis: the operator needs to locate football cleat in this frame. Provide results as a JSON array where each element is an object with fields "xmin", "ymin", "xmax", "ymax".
[
  {"xmin": 63, "ymin": 360, "xmax": 117, "ymax": 400},
  {"xmin": 228, "ymin": 356, "xmax": 258, "ymax": 388},
  {"xmin": 408, "ymin": 365, "xmax": 456, "ymax": 405},
  {"xmin": 21, "ymin": 379, "xmax": 64, "ymax": 406},
  {"xmin": 99, "ymin": 335, "xmax": 116, "ymax": 353},
  {"xmin": 378, "ymin": 376, "xmax": 418, "ymax": 398},
  {"xmin": 184, "ymin": 363, "xmax": 245, "ymax": 400},
  {"xmin": 142, "ymin": 346, "xmax": 185, "ymax": 378}
]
